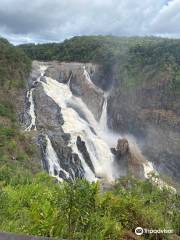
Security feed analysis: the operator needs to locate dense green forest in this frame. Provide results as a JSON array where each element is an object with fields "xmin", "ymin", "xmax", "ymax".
[
  {"xmin": 19, "ymin": 36, "xmax": 180, "ymax": 90},
  {"xmin": 19, "ymin": 36, "xmax": 176, "ymax": 64},
  {"xmin": 0, "ymin": 36, "xmax": 179, "ymax": 239}
]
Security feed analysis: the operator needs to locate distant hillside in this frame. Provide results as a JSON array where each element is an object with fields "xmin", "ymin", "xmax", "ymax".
[
  {"xmin": 19, "ymin": 36, "xmax": 178, "ymax": 64},
  {"xmin": 19, "ymin": 36, "xmax": 180, "ymax": 90}
]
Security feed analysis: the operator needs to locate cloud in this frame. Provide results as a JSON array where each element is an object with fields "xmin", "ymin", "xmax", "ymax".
[
  {"xmin": 0, "ymin": 0, "xmax": 179, "ymax": 44},
  {"xmin": 150, "ymin": 0, "xmax": 180, "ymax": 35}
]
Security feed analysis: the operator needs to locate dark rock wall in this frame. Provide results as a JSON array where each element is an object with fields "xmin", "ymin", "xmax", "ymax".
[
  {"xmin": 24, "ymin": 60, "xmax": 180, "ymax": 182},
  {"xmin": 107, "ymin": 72, "xmax": 180, "ymax": 181}
]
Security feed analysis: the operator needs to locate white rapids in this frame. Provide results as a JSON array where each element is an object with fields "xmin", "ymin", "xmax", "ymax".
[
  {"xmin": 143, "ymin": 160, "xmax": 176, "ymax": 192},
  {"xmin": 25, "ymin": 65, "xmax": 47, "ymax": 131},
  {"xmin": 45, "ymin": 135, "xmax": 69, "ymax": 181},
  {"xmin": 25, "ymin": 62, "xmax": 175, "ymax": 191},
  {"xmin": 41, "ymin": 72, "xmax": 115, "ymax": 182},
  {"xmin": 99, "ymin": 97, "xmax": 108, "ymax": 131},
  {"xmin": 83, "ymin": 66, "xmax": 94, "ymax": 85}
]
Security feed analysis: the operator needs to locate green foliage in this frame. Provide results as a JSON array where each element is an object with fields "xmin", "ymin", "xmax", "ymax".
[
  {"xmin": 19, "ymin": 36, "xmax": 180, "ymax": 91},
  {"xmin": 0, "ymin": 38, "xmax": 31, "ymax": 89},
  {"xmin": 0, "ymin": 128, "xmax": 39, "ymax": 186},
  {"xmin": 0, "ymin": 127, "xmax": 16, "ymax": 137},
  {"xmin": 0, "ymin": 38, "xmax": 37, "ymax": 188},
  {"xmin": 0, "ymin": 103, "xmax": 15, "ymax": 120},
  {"xmin": 0, "ymin": 36, "xmax": 179, "ymax": 239},
  {"xmin": 0, "ymin": 105, "xmax": 40, "ymax": 188},
  {"xmin": 0, "ymin": 175, "xmax": 179, "ymax": 239},
  {"xmin": 121, "ymin": 40, "xmax": 180, "ymax": 90}
]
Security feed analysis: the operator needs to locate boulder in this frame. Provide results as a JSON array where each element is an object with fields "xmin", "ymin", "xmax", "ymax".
[
  {"xmin": 117, "ymin": 138, "xmax": 129, "ymax": 155},
  {"xmin": 112, "ymin": 138, "xmax": 145, "ymax": 179},
  {"xmin": 76, "ymin": 136, "xmax": 95, "ymax": 174},
  {"xmin": 111, "ymin": 138, "xmax": 129, "ymax": 158}
]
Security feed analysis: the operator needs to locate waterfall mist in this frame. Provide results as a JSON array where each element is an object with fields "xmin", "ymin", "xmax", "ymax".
[
  {"xmin": 25, "ymin": 61, "xmax": 172, "ymax": 187},
  {"xmin": 42, "ymin": 70, "xmax": 115, "ymax": 182}
]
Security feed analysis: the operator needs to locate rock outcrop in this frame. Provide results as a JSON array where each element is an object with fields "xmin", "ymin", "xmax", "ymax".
[
  {"xmin": 24, "ymin": 60, "xmax": 180, "ymax": 183},
  {"xmin": 76, "ymin": 136, "xmax": 95, "ymax": 174},
  {"xmin": 25, "ymin": 62, "xmax": 85, "ymax": 180},
  {"xmin": 34, "ymin": 83, "xmax": 64, "ymax": 130},
  {"xmin": 111, "ymin": 138, "xmax": 146, "ymax": 179},
  {"xmin": 50, "ymin": 133, "xmax": 84, "ymax": 179},
  {"xmin": 45, "ymin": 62, "xmax": 104, "ymax": 121}
]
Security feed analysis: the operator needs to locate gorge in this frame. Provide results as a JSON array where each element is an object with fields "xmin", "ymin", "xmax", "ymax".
[
  {"xmin": 1, "ymin": 36, "xmax": 180, "ymax": 238},
  {"xmin": 24, "ymin": 60, "xmax": 172, "ymax": 186}
]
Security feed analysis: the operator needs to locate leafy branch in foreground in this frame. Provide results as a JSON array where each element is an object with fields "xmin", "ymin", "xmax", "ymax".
[{"xmin": 0, "ymin": 173, "xmax": 179, "ymax": 239}]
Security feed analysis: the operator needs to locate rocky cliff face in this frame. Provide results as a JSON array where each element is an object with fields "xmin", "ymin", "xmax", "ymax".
[
  {"xmin": 107, "ymin": 71, "xmax": 180, "ymax": 182},
  {"xmin": 45, "ymin": 61, "xmax": 104, "ymax": 120},
  {"xmin": 23, "ymin": 60, "xmax": 180, "ymax": 184},
  {"xmin": 24, "ymin": 61, "xmax": 115, "ymax": 182},
  {"xmin": 24, "ymin": 61, "xmax": 88, "ymax": 180}
]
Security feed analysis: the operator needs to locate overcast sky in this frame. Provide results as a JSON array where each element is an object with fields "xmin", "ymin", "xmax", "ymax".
[{"xmin": 0, "ymin": 0, "xmax": 180, "ymax": 44}]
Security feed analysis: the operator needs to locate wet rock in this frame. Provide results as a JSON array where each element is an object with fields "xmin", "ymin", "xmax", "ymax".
[
  {"xmin": 76, "ymin": 136, "xmax": 95, "ymax": 174},
  {"xmin": 49, "ymin": 133, "xmax": 85, "ymax": 179},
  {"xmin": 38, "ymin": 134, "xmax": 49, "ymax": 172},
  {"xmin": 45, "ymin": 61, "xmax": 104, "ymax": 121},
  {"xmin": 59, "ymin": 170, "xmax": 68, "ymax": 179},
  {"xmin": 72, "ymin": 153, "xmax": 85, "ymax": 178},
  {"xmin": 34, "ymin": 84, "xmax": 64, "ymax": 129},
  {"xmin": 28, "ymin": 65, "xmax": 85, "ymax": 180},
  {"xmin": 111, "ymin": 138, "xmax": 129, "ymax": 158},
  {"xmin": 40, "ymin": 76, "xmax": 47, "ymax": 83},
  {"xmin": 70, "ymin": 67, "xmax": 104, "ymax": 121},
  {"xmin": 111, "ymin": 138, "xmax": 145, "ymax": 179},
  {"xmin": 27, "ymin": 61, "xmax": 43, "ymax": 88},
  {"xmin": 107, "ymin": 72, "xmax": 180, "ymax": 182},
  {"xmin": 54, "ymin": 168, "xmax": 58, "ymax": 176},
  {"xmin": 117, "ymin": 138, "xmax": 129, "ymax": 155}
]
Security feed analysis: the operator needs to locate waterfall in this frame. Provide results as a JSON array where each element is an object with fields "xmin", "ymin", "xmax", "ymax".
[
  {"xmin": 83, "ymin": 66, "xmax": 96, "ymax": 87},
  {"xmin": 143, "ymin": 160, "xmax": 176, "ymax": 192},
  {"xmin": 24, "ymin": 62, "xmax": 176, "ymax": 188},
  {"xmin": 99, "ymin": 97, "xmax": 108, "ymax": 131},
  {"xmin": 24, "ymin": 63, "xmax": 174, "ymax": 189},
  {"xmin": 67, "ymin": 72, "xmax": 73, "ymax": 87},
  {"xmin": 45, "ymin": 135, "xmax": 69, "ymax": 181},
  {"xmin": 25, "ymin": 88, "xmax": 36, "ymax": 131},
  {"xmin": 42, "ymin": 75, "xmax": 115, "ymax": 182},
  {"xmin": 25, "ymin": 65, "xmax": 47, "ymax": 131}
]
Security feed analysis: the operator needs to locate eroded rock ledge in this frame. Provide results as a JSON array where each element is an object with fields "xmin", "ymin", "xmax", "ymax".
[{"xmin": 45, "ymin": 61, "xmax": 104, "ymax": 121}]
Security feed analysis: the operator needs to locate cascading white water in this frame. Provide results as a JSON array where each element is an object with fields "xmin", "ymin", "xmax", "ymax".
[
  {"xmin": 25, "ymin": 65, "xmax": 47, "ymax": 131},
  {"xmin": 41, "ymin": 65, "xmax": 162, "ymax": 184},
  {"xmin": 143, "ymin": 160, "xmax": 176, "ymax": 192},
  {"xmin": 25, "ymin": 89, "xmax": 36, "ymax": 131},
  {"xmin": 83, "ymin": 66, "xmax": 93, "ymax": 85},
  {"xmin": 25, "ymin": 63, "xmax": 175, "ymax": 190},
  {"xmin": 45, "ymin": 135, "xmax": 69, "ymax": 181},
  {"xmin": 67, "ymin": 72, "xmax": 73, "ymax": 87},
  {"xmin": 42, "ymin": 74, "xmax": 115, "ymax": 182},
  {"xmin": 99, "ymin": 97, "xmax": 108, "ymax": 131}
]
